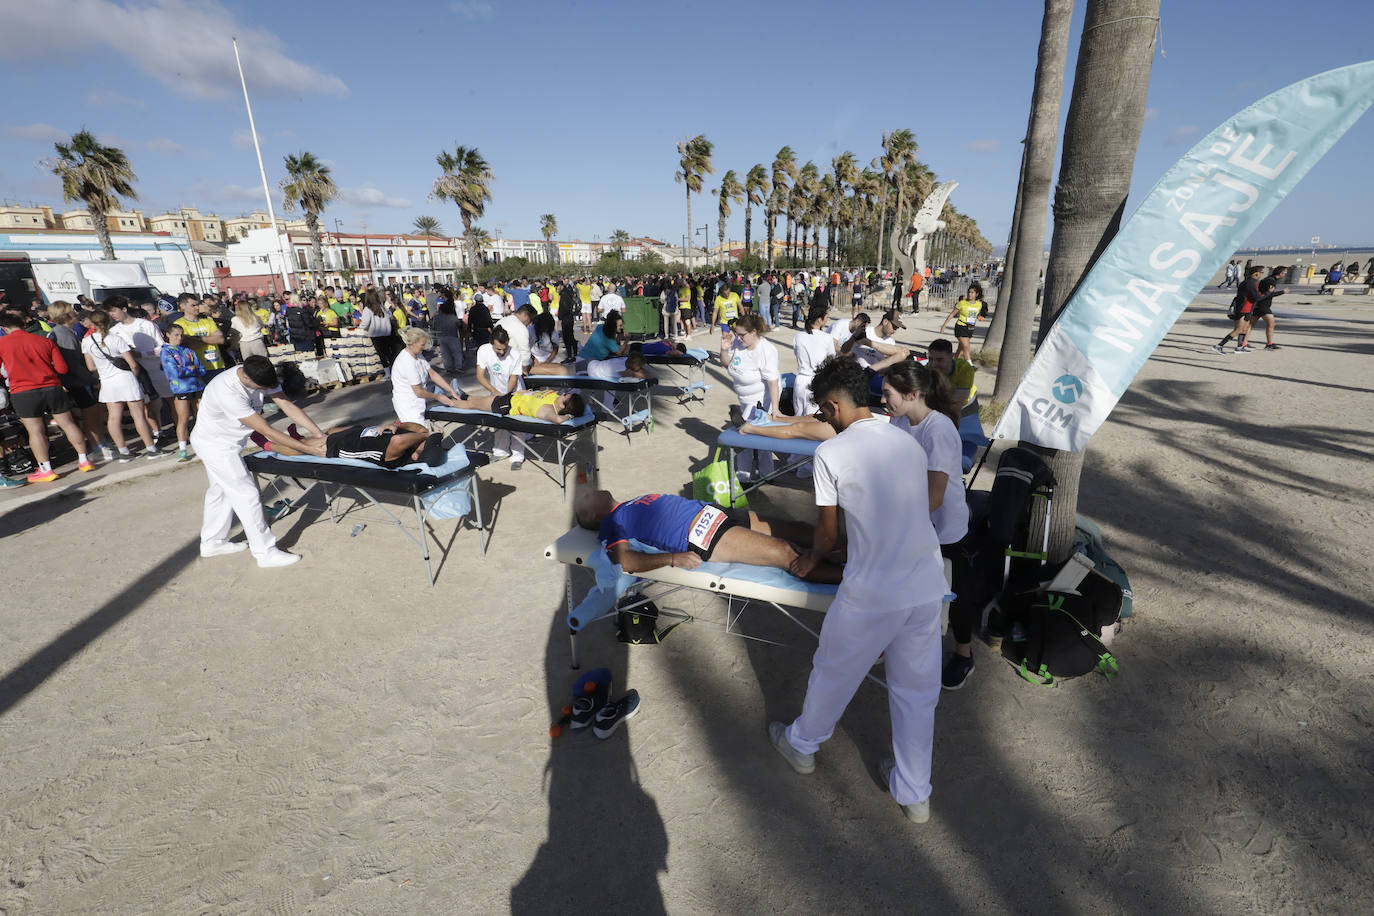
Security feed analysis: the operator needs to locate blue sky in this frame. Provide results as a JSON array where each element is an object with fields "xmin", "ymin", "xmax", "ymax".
[{"xmin": 1, "ymin": 0, "xmax": 1371, "ymax": 249}]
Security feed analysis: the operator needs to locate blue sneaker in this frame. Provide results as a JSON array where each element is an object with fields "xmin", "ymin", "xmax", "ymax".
[
  {"xmin": 1, "ymin": 475, "xmax": 25, "ymax": 488},
  {"xmin": 593, "ymin": 689, "xmax": 641, "ymax": 739}
]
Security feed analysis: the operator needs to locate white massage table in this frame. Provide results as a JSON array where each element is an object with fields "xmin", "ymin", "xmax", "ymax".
[
  {"xmin": 524, "ymin": 375, "xmax": 656, "ymax": 441},
  {"xmin": 545, "ymin": 526, "xmax": 951, "ymax": 680},
  {"xmin": 641, "ymin": 348, "xmax": 712, "ymax": 408},
  {"xmin": 425, "ymin": 404, "xmax": 597, "ymax": 501}
]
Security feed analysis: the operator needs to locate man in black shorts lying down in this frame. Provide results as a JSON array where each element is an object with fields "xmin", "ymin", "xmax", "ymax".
[
  {"xmin": 267, "ymin": 420, "xmax": 449, "ymax": 468},
  {"xmin": 575, "ymin": 489, "xmax": 841, "ymax": 581}
]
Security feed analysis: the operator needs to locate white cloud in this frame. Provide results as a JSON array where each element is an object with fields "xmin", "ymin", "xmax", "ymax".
[
  {"xmin": 1165, "ymin": 124, "xmax": 1199, "ymax": 144},
  {"xmin": 450, "ymin": 0, "xmax": 493, "ymax": 20},
  {"xmin": 341, "ymin": 186, "xmax": 413, "ymax": 209},
  {"xmin": 145, "ymin": 137, "xmax": 186, "ymax": 154},
  {"xmin": 85, "ymin": 88, "xmax": 145, "ymax": 109},
  {"xmin": 3, "ymin": 123, "xmax": 69, "ymax": 144},
  {"xmin": 1144, "ymin": 107, "xmax": 1160, "ymax": 123},
  {"xmin": 221, "ymin": 183, "xmax": 267, "ymax": 202},
  {"xmin": 96, "ymin": 131, "xmax": 135, "ymax": 150},
  {"xmin": 962, "ymin": 138, "xmax": 999, "ymax": 154},
  {"xmin": 231, "ymin": 129, "xmax": 255, "ymax": 151},
  {"xmin": 0, "ymin": 0, "xmax": 347, "ymax": 101}
]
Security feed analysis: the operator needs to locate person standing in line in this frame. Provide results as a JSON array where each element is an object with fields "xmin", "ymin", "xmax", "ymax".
[
  {"xmin": 45, "ymin": 301, "xmax": 107, "ymax": 459},
  {"xmin": 173, "ymin": 293, "xmax": 228, "ymax": 379},
  {"xmin": 720, "ymin": 313, "xmax": 781, "ymax": 482},
  {"xmin": 432, "ymin": 297, "xmax": 464, "ymax": 377},
  {"xmin": 159, "ymin": 323, "xmax": 206, "ymax": 462},
  {"xmin": 358, "ymin": 289, "xmax": 396, "ymax": 373},
  {"xmin": 0, "ymin": 310, "xmax": 94, "ymax": 482},
  {"xmin": 107, "ymin": 296, "xmax": 173, "ymax": 444},
  {"xmin": 757, "ymin": 274, "xmax": 774, "ymax": 329},
  {"xmin": 231, "ymin": 300, "xmax": 270, "ymax": 360},
  {"xmin": 192, "ymin": 355, "xmax": 327, "ymax": 568},
  {"xmin": 769, "ymin": 355, "xmax": 947, "ymax": 825},
  {"xmin": 792, "ymin": 304, "xmax": 838, "ymax": 420},
  {"xmin": 82, "ymin": 309, "xmax": 162, "ymax": 463}
]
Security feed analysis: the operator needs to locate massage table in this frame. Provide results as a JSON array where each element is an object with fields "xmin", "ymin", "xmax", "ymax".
[
  {"xmin": 425, "ymin": 404, "xmax": 597, "ymax": 501},
  {"xmin": 245, "ymin": 446, "xmax": 490, "ymax": 587},
  {"xmin": 524, "ymin": 375, "xmax": 657, "ymax": 441},
  {"xmin": 544, "ymin": 526, "xmax": 952, "ymax": 683},
  {"xmin": 642, "ymin": 347, "xmax": 712, "ymax": 408}
]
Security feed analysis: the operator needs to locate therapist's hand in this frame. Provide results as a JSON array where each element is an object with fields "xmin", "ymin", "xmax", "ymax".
[{"xmin": 789, "ymin": 550, "xmax": 821, "ymax": 580}]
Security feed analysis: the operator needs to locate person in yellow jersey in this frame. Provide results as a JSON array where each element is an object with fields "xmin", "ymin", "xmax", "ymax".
[
  {"xmin": 711, "ymin": 285, "xmax": 739, "ymax": 333},
  {"xmin": 459, "ymin": 388, "xmax": 587, "ymax": 470},
  {"xmin": 938, "ymin": 282, "xmax": 986, "ymax": 362},
  {"xmin": 173, "ymin": 293, "xmax": 227, "ymax": 375}
]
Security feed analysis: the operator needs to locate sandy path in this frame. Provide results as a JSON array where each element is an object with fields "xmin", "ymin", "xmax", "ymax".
[{"xmin": 2, "ymin": 291, "xmax": 1371, "ymax": 914}]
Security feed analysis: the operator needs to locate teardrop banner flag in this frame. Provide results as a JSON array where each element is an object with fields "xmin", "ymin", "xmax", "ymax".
[{"xmin": 993, "ymin": 60, "xmax": 1374, "ymax": 452}]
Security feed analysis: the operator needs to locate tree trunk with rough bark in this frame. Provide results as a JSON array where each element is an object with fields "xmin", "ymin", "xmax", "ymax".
[
  {"xmin": 991, "ymin": 0, "xmax": 1074, "ymax": 394},
  {"xmin": 1028, "ymin": 0, "xmax": 1159, "ymax": 563},
  {"xmin": 981, "ymin": 142, "xmax": 1027, "ymax": 358},
  {"xmin": 92, "ymin": 207, "xmax": 115, "ymax": 260}
]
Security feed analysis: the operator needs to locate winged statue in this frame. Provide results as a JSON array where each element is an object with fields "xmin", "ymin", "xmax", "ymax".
[{"xmin": 889, "ymin": 179, "xmax": 958, "ymax": 281}]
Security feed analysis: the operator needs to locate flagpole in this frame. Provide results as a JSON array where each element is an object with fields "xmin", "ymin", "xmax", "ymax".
[{"xmin": 232, "ymin": 36, "xmax": 293, "ymax": 294}]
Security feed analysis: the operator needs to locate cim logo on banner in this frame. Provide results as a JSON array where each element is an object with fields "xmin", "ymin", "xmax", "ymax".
[
  {"xmin": 1051, "ymin": 374, "xmax": 1084, "ymax": 404},
  {"xmin": 1031, "ymin": 374, "xmax": 1084, "ymax": 431}
]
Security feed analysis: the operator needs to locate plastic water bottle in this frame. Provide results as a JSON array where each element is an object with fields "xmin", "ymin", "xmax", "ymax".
[{"xmin": 350, "ymin": 523, "xmax": 366, "ymax": 537}]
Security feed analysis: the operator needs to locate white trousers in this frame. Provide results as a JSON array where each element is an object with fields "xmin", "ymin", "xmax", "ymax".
[
  {"xmin": 736, "ymin": 396, "xmax": 775, "ymax": 476},
  {"xmin": 194, "ymin": 442, "xmax": 276, "ymax": 557},
  {"xmin": 786, "ymin": 597, "xmax": 943, "ymax": 806}
]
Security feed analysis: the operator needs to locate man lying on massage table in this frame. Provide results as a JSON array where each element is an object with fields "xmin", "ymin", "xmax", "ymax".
[
  {"xmin": 264, "ymin": 420, "xmax": 451, "ymax": 468},
  {"xmin": 459, "ymin": 389, "xmax": 588, "ymax": 424},
  {"xmin": 574, "ymin": 490, "xmax": 841, "ymax": 581},
  {"xmin": 586, "ymin": 352, "xmax": 655, "ymax": 382}
]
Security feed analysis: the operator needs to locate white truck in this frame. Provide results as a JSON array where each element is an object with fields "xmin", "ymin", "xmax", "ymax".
[{"xmin": 30, "ymin": 259, "xmax": 163, "ymax": 307}]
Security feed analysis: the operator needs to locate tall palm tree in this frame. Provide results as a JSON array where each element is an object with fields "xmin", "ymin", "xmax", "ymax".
[
  {"xmin": 46, "ymin": 129, "xmax": 137, "ymax": 261},
  {"xmin": 877, "ymin": 129, "xmax": 917, "ymax": 272},
  {"xmin": 714, "ymin": 170, "xmax": 743, "ymax": 268},
  {"xmin": 828, "ymin": 153, "xmax": 858, "ymax": 268},
  {"xmin": 540, "ymin": 214, "xmax": 558, "ymax": 267},
  {"xmin": 675, "ymin": 135, "xmax": 714, "ymax": 269},
  {"xmin": 792, "ymin": 161, "xmax": 819, "ymax": 263},
  {"xmin": 280, "ymin": 152, "xmax": 338, "ymax": 285},
  {"xmin": 432, "ymin": 145, "xmax": 493, "ymax": 283},
  {"xmin": 806, "ymin": 184, "xmax": 829, "ymax": 268},
  {"xmin": 1032, "ymin": 0, "xmax": 1159, "ymax": 563},
  {"xmin": 743, "ymin": 164, "xmax": 767, "ymax": 262},
  {"xmin": 470, "ymin": 226, "xmax": 492, "ymax": 267},
  {"xmin": 769, "ymin": 146, "xmax": 797, "ymax": 269},
  {"xmin": 986, "ymin": 0, "xmax": 1074, "ymax": 372},
  {"xmin": 853, "ymin": 169, "xmax": 884, "ymax": 262},
  {"xmin": 411, "ymin": 215, "xmax": 443, "ymax": 283},
  {"xmin": 609, "ymin": 228, "xmax": 631, "ymax": 260}
]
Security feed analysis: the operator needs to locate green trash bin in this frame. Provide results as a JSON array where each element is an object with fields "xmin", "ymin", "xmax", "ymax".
[{"xmin": 621, "ymin": 296, "xmax": 661, "ymax": 336}]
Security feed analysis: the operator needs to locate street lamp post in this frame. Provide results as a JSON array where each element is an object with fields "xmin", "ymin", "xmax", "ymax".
[{"xmin": 154, "ymin": 241, "xmax": 200, "ymax": 296}]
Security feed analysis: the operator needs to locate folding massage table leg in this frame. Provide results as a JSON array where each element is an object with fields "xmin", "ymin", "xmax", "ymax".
[{"xmin": 724, "ymin": 444, "xmax": 813, "ymax": 505}]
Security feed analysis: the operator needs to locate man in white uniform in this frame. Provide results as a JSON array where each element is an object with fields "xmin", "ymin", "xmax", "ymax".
[
  {"xmin": 191, "ymin": 355, "xmax": 329, "ymax": 568},
  {"xmin": 770, "ymin": 355, "xmax": 947, "ymax": 824},
  {"xmin": 496, "ymin": 304, "xmax": 536, "ymax": 371},
  {"xmin": 598, "ymin": 286, "xmax": 626, "ymax": 320}
]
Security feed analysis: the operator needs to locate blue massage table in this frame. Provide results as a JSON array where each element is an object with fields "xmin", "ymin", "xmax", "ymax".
[
  {"xmin": 545, "ymin": 526, "xmax": 951, "ymax": 682},
  {"xmin": 642, "ymin": 347, "xmax": 712, "ymax": 408},
  {"xmin": 245, "ymin": 445, "xmax": 490, "ymax": 587},
  {"xmin": 424, "ymin": 404, "xmax": 597, "ymax": 501},
  {"xmin": 524, "ymin": 374, "xmax": 657, "ymax": 441}
]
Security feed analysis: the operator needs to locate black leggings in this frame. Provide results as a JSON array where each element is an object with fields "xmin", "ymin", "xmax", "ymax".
[
  {"xmin": 560, "ymin": 320, "xmax": 578, "ymax": 358},
  {"xmin": 943, "ymin": 541, "xmax": 979, "ymax": 645}
]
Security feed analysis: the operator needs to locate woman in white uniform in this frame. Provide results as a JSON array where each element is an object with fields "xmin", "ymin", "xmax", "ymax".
[
  {"xmin": 391, "ymin": 327, "xmax": 465, "ymax": 428},
  {"xmin": 82, "ymin": 309, "xmax": 161, "ymax": 461},
  {"xmin": 792, "ymin": 304, "xmax": 837, "ymax": 418},
  {"xmin": 719, "ymin": 313, "xmax": 781, "ymax": 480}
]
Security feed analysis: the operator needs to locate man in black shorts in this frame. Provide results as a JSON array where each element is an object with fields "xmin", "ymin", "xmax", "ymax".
[
  {"xmin": 269, "ymin": 420, "xmax": 447, "ymax": 468},
  {"xmin": 0, "ymin": 310, "xmax": 92, "ymax": 482}
]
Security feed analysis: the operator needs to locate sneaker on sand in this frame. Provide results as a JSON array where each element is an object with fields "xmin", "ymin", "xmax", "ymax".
[
  {"xmin": 1264, "ymin": 343, "xmax": 1280, "ymax": 350},
  {"xmin": 117, "ymin": 451, "xmax": 134, "ymax": 463},
  {"xmin": 510, "ymin": 458, "xmax": 524, "ymax": 471},
  {"xmin": 145, "ymin": 449, "xmax": 166, "ymax": 460},
  {"xmin": 78, "ymin": 460, "xmax": 95, "ymax": 472},
  {"xmin": 593, "ymin": 690, "xmax": 641, "ymax": 739},
  {"xmin": 100, "ymin": 446, "xmax": 116, "ymax": 462},
  {"xmin": 1235, "ymin": 345, "xmax": 1254, "ymax": 353},
  {"xmin": 1, "ymin": 475, "xmax": 25, "ymax": 488},
  {"xmin": 879, "ymin": 759, "xmax": 931, "ymax": 824},
  {"xmin": 26, "ymin": 469, "xmax": 59, "ymax": 483},
  {"xmin": 200, "ymin": 540, "xmax": 247, "ymax": 558},
  {"xmin": 256, "ymin": 548, "xmax": 302, "ymax": 568},
  {"xmin": 490, "ymin": 448, "xmax": 511, "ymax": 461},
  {"xmin": 767, "ymin": 721, "xmax": 815, "ymax": 775},
  {"xmin": 1210, "ymin": 344, "xmax": 1229, "ymax": 355},
  {"xmin": 177, "ymin": 449, "xmax": 191, "ymax": 462},
  {"xmin": 942, "ymin": 652, "xmax": 975, "ymax": 690}
]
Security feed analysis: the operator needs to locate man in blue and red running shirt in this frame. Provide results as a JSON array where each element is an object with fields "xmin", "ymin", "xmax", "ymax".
[{"xmin": 575, "ymin": 490, "xmax": 837, "ymax": 579}]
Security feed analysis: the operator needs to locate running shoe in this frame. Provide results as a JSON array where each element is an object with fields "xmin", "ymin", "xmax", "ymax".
[
  {"xmin": 1235, "ymin": 345, "xmax": 1253, "ymax": 353},
  {"xmin": 256, "ymin": 548, "xmax": 302, "ymax": 568},
  {"xmin": 941, "ymin": 652, "xmax": 975, "ymax": 690},
  {"xmin": 26, "ymin": 469, "xmax": 59, "ymax": 483},
  {"xmin": 177, "ymin": 449, "xmax": 191, "ymax": 462},
  {"xmin": 593, "ymin": 689, "xmax": 641, "ymax": 739},
  {"xmin": 879, "ymin": 759, "xmax": 931, "ymax": 824},
  {"xmin": 100, "ymin": 446, "xmax": 116, "ymax": 462},
  {"xmin": 767, "ymin": 721, "xmax": 815, "ymax": 774},
  {"xmin": 200, "ymin": 540, "xmax": 248, "ymax": 558},
  {"xmin": 510, "ymin": 458, "xmax": 524, "ymax": 471},
  {"xmin": 1210, "ymin": 344, "xmax": 1229, "ymax": 355},
  {"xmin": 1, "ymin": 475, "xmax": 25, "ymax": 488},
  {"xmin": 145, "ymin": 449, "xmax": 166, "ymax": 460},
  {"xmin": 1264, "ymin": 343, "xmax": 1280, "ymax": 350},
  {"xmin": 78, "ymin": 460, "xmax": 95, "ymax": 472},
  {"xmin": 490, "ymin": 448, "xmax": 511, "ymax": 460},
  {"xmin": 117, "ymin": 452, "xmax": 133, "ymax": 463}
]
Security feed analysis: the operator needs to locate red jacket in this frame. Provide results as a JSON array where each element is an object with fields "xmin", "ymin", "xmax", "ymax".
[{"xmin": 0, "ymin": 328, "xmax": 68, "ymax": 393}]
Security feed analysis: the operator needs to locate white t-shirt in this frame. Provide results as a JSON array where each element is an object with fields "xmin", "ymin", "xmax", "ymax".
[
  {"xmin": 476, "ymin": 342, "xmax": 523, "ymax": 394},
  {"xmin": 599, "ymin": 292, "xmax": 626, "ymax": 317},
  {"xmin": 895, "ymin": 411, "xmax": 969, "ymax": 544},
  {"xmin": 391, "ymin": 348, "xmax": 429, "ymax": 424},
  {"xmin": 110, "ymin": 317, "xmax": 167, "ymax": 370},
  {"xmin": 812, "ymin": 416, "xmax": 945, "ymax": 610},
  {"xmin": 828, "ymin": 319, "xmax": 858, "ymax": 353},
  {"xmin": 496, "ymin": 314, "xmax": 532, "ymax": 366},
  {"xmin": 531, "ymin": 331, "xmax": 557, "ymax": 364},
  {"xmin": 725, "ymin": 338, "xmax": 780, "ymax": 409},
  {"xmin": 190, "ymin": 367, "xmax": 277, "ymax": 453},
  {"xmin": 853, "ymin": 328, "xmax": 895, "ymax": 369},
  {"xmin": 231, "ymin": 314, "xmax": 266, "ymax": 342},
  {"xmin": 81, "ymin": 331, "xmax": 134, "ymax": 383},
  {"xmin": 793, "ymin": 329, "xmax": 836, "ymax": 379},
  {"xmin": 588, "ymin": 357, "xmax": 627, "ymax": 381},
  {"xmin": 483, "ymin": 292, "xmax": 505, "ymax": 318}
]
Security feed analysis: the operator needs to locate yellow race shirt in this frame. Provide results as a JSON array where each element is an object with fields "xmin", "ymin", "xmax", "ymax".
[
  {"xmin": 174, "ymin": 315, "xmax": 225, "ymax": 369},
  {"xmin": 509, "ymin": 389, "xmax": 558, "ymax": 418},
  {"xmin": 714, "ymin": 294, "xmax": 738, "ymax": 322},
  {"xmin": 576, "ymin": 283, "xmax": 592, "ymax": 305},
  {"xmin": 954, "ymin": 299, "xmax": 982, "ymax": 327}
]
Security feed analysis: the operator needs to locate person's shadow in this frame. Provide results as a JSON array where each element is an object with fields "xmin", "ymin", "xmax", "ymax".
[{"xmin": 510, "ymin": 538, "xmax": 668, "ymax": 913}]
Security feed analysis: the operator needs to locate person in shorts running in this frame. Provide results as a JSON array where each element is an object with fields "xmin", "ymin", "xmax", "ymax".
[{"xmin": 1213, "ymin": 264, "xmax": 1265, "ymax": 354}]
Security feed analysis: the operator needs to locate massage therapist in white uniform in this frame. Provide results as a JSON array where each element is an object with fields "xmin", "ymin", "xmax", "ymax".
[{"xmin": 191, "ymin": 355, "xmax": 328, "ymax": 568}]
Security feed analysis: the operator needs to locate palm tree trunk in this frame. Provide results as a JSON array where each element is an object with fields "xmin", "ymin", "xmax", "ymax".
[
  {"xmin": 982, "ymin": 143, "xmax": 1027, "ymax": 356},
  {"xmin": 685, "ymin": 186, "xmax": 692, "ymax": 269},
  {"xmin": 766, "ymin": 208, "xmax": 775, "ymax": 269},
  {"xmin": 744, "ymin": 203, "xmax": 753, "ymax": 262},
  {"xmin": 306, "ymin": 211, "xmax": 324, "ymax": 285},
  {"xmin": 463, "ymin": 215, "xmax": 479, "ymax": 283},
  {"xmin": 1027, "ymin": 0, "xmax": 1159, "ymax": 564},
  {"xmin": 92, "ymin": 206, "xmax": 115, "ymax": 260},
  {"xmin": 988, "ymin": 0, "xmax": 1074, "ymax": 379},
  {"xmin": 876, "ymin": 189, "xmax": 888, "ymax": 275}
]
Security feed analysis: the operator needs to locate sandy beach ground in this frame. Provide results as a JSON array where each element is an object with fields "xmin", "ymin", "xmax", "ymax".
[{"xmin": 2, "ymin": 289, "xmax": 1371, "ymax": 914}]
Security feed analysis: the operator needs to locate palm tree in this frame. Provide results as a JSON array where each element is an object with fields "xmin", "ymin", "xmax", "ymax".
[
  {"xmin": 469, "ymin": 226, "xmax": 492, "ymax": 267},
  {"xmin": 1030, "ymin": 0, "xmax": 1159, "ymax": 563},
  {"xmin": 46, "ymin": 129, "xmax": 137, "ymax": 261},
  {"xmin": 411, "ymin": 215, "xmax": 443, "ymax": 283},
  {"xmin": 828, "ymin": 153, "xmax": 858, "ymax": 268},
  {"xmin": 609, "ymin": 228, "xmax": 630, "ymax": 260},
  {"xmin": 539, "ymin": 214, "xmax": 558, "ymax": 267},
  {"xmin": 280, "ymin": 152, "xmax": 337, "ymax": 286},
  {"xmin": 806, "ymin": 185, "xmax": 829, "ymax": 268},
  {"xmin": 877, "ymin": 129, "xmax": 917, "ymax": 272},
  {"xmin": 675, "ymin": 135, "xmax": 714, "ymax": 269},
  {"xmin": 986, "ymin": 0, "xmax": 1074, "ymax": 372},
  {"xmin": 852, "ymin": 169, "xmax": 884, "ymax": 262},
  {"xmin": 792, "ymin": 161, "xmax": 819, "ymax": 263},
  {"xmin": 769, "ymin": 146, "xmax": 797, "ymax": 269},
  {"xmin": 714, "ymin": 170, "xmax": 743, "ymax": 269},
  {"xmin": 743, "ymin": 164, "xmax": 768, "ymax": 262},
  {"xmin": 432, "ymin": 145, "xmax": 493, "ymax": 283}
]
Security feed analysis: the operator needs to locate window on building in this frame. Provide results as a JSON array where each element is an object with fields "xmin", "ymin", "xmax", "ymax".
[
  {"xmin": 297, "ymin": 251, "xmax": 308, "ymax": 270},
  {"xmin": 341, "ymin": 249, "xmax": 351, "ymax": 268},
  {"xmin": 355, "ymin": 249, "xmax": 364, "ymax": 267},
  {"xmin": 144, "ymin": 257, "xmax": 165, "ymax": 273}
]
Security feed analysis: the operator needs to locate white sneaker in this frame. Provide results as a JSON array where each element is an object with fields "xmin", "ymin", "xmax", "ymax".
[
  {"xmin": 491, "ymin": 448, "xmax": 511, "ymax": 460},
  {"xmin": 200, "ymin": 540, "xmax": 248, "ymax": 558},
  {"xmin": 768, "ymin": 721, "xmax": 815, "ymax": 775},
  {"xmin": 145, "ymin": 449, "xmax": 165, "ymax": 460},
  {"xmin": 256, "ymin": 548, "xmax": 302, "ymax": 568},
  {"xmin": 100, "ymin": 446, "xmax": 116, "ymax": 462},
  {"xmin": 879, "ymin": 759, "xmax": 931, "ymax": 824}
]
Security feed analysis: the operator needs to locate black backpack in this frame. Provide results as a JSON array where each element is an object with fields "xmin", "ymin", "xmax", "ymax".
[
  {"xmin": 615, "ymin": 596, "xmax": 688, "ymax": 645},
  {"xmin": 1226, "ymin": 291, "xmax": 1244, "ymax": 320},
  {"xmin": 2, "ymin": 445, "xmax": 36, "ymax": 478},
  {"xmin": 1003, "ymin": 564, "xmax": 1123, "ymax": 685}
]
